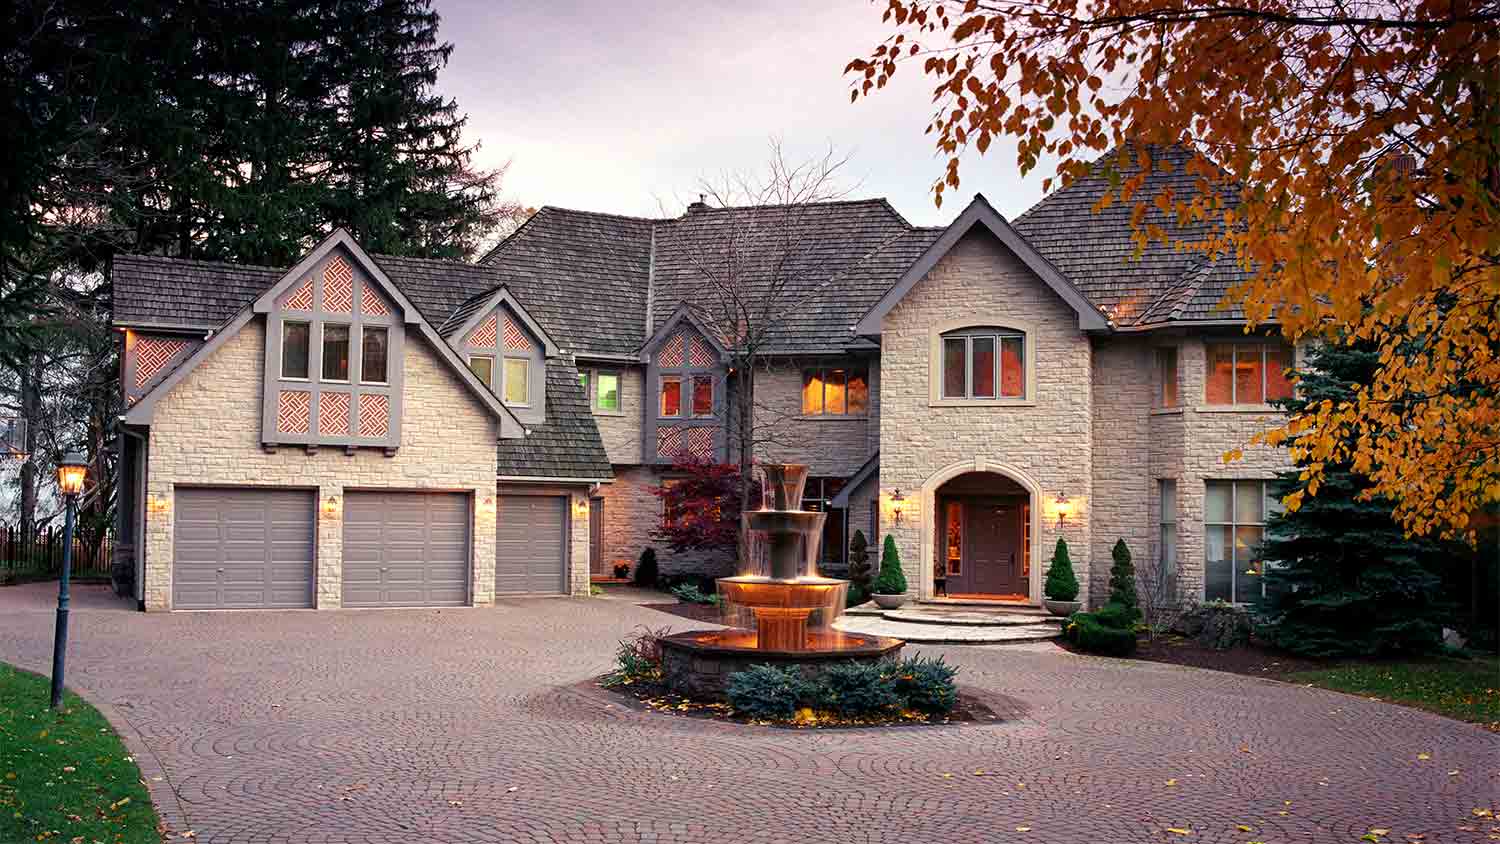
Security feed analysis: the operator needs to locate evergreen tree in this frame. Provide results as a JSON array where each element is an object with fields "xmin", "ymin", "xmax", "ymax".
[
  {"xmin": 1044, "ymin": 538, "xmax": 1079, "ymax": 602},
  {"xmin": 872, "ymin": 534, "xmax": 908, "ymax": 595},
  {"xmin": 846, "ymin": 529, "xmax": 873, "ymax": 606},
  {"xmin": 1257, "ymin": 338, "xmax": 1450, "ymax": 657},
  {"xmin": 1108, "ymin": 539, "xmax": 1139, "ymax": 621}
]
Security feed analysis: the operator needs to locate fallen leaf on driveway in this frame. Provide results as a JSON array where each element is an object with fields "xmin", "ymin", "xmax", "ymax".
[
  {"xmin": 1165, "ymin": 827, "xmax": 1192, "ymax": 835},
  {"xmin": 1015, "ymin": 826, "xmax": 1030, "ymax": 832}
]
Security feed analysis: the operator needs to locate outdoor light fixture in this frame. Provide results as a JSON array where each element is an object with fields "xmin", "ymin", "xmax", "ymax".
[
  {"xmin": 322, "ymin": 495, "xmax": 341, "ymax": 518},
  {"xmin": 478, "ymin": 495, "xmax": 496, "ymax": 517},
  {"xmin": 50, "ymin": 452, "xmax": 88, "ymax": 710},
  {"xmin": 1054, "ymin": 492, "xmax": 1072, "ymax": 527},
  {"xmin": 573, "ymin": 497, "xmax": 590, "ymax": 517},
  {"xmin": 889, "ymin": 488, "xmax": 906, "ymax": 524},
  {"xmin": 148, "ymin": 495, "xmax": 170, "ymax": 514}
]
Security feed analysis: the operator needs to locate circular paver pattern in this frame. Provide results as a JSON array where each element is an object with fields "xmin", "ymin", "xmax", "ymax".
[{"xmin": 0, "ymin": 583, "xmax": 1494, "ymax": 844}]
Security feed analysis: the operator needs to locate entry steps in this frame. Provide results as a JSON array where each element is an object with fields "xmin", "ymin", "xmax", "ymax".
[{"xmin": 835, "ymin": 602, "xmax": 1064, "ymax": 644}]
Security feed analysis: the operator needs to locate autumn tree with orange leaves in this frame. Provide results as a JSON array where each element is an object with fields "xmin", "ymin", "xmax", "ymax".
[{"xmin": 848, "ymin": 0, "xmax": 1500, "ymax": 540}]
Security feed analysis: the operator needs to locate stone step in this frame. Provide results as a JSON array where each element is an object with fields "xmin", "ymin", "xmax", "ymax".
[
  {"xmin": 880, "ymin": 608, "xmax": 1063, "ymax": 627},
  {"xmin": 832, "ymin": 615, "xmax": 1064, "ymax": 645}
]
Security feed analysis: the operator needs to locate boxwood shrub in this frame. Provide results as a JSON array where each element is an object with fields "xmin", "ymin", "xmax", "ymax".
[
  {"xmin": 890, "ymin": 655, "xmax": 959, "ymax": 715},
  {"xmin": 725, "ymin": 664, "xmax": 812, "ymax": 720},
  {"xmin": 815, "ymin": 662, "xmax": 900, "ymax": 717},
  {"xmin": 1067, "ymin": 610, "xmax": 1138, "ymax": 657}
]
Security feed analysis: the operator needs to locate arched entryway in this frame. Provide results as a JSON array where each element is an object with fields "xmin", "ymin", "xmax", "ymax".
[{"xmin": 929, "ymin": 469, "xmax": 1037, "ymax": 601}]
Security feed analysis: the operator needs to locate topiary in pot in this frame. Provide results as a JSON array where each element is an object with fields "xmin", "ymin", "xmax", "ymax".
[
  {"xmin": 1043, "ymin": 537, "xmax": 1081, "ymax": 615},
  {"xmin": 871, "ymin": 534, "xmax": 909, "ymax": 608},
  {"xmin": 1108, "ymin": 538, "xmax": 1141, "ymax": 624}
]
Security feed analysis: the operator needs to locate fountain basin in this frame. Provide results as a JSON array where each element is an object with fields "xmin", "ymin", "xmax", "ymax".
[{"xmin": 658, "ymin": 629, "xmax": 905, "ymax": 700}]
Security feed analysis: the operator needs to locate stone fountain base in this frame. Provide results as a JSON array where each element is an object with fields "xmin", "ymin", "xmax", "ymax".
[{"xmin": 658, "ymin": 629, "xmax": 905, "ymax": 700}]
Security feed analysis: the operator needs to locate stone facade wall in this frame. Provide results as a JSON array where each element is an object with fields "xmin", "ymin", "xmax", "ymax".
[
  {"xmin": 877, "ymin": 231, "xmax": 1095, "ymax": 603},
  {"xmin": 1088, "ymin": 337, "xmax": 1155, "ymax": 606},
  {"xmin": 587, "ymin": 365, "xmax": 644, "ymax": 465},
  {"xmin": 142, "ymin": 319, "xmax": 499, "ymax": 610},
  {"xmin": 750, "ymin": 361, "xmax": 873, "ymax": 477},
  {"xmin": 593, "ymin": 465, "xmax": 735, "ymax": 580}
]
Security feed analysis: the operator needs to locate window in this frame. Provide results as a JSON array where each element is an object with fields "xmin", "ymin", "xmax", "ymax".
[
  {"xmin": 1156, "ymin": 347, "xmax": 1179, "ymax": 407},
  {"xmin": 503, "ymin": 358, "xmax": 529, "ymax": 405},
  {"xmin": 801, "ymin": 478, "xmax": 847, "ymax": 568},
  {"xmin": 941, "ymin": 329, "xmax": 1025, "ymax": 400},
  {"xmin": 801, "ymin": 367, "xmax": 869, "ymax": 415},
  {"xmin": 659, "ymin": 375, "xmax": 682, "ymax": 417},
  {"xmin": 361, "ymin": 326, "xmax": 388, "ymax": 384},
  {"xmin": 944, "ymin": 501, "xmax": 962, "ymax": 575},
  {"xmin": 1205, "ymin": 480, "xmax": 1276, "ymax": 602},
  {"xmin": 468, "ymin": 355, "xmax": 494, "ymax": 386},
  {"xmin": 579, "ymin": 370, "xmax": 589, "ymax": 393},
  {"xmin": 1206, "ymin": 342, "xmax": 1294, "ymax": 405},
  {"xmin": 281, "ymin": 321, "xmax": 311, "ymax": 379},
  {"xmin": 321, "ymin": 325, "xmax": 350, "ymax": 381},
  {"xmin": 691, "ymin": 375, "xmax": 713, "ymax": 417},
  {"xmin": 1159, "ymin": 479, "xmax": 1177, "ymax": 574},
  {"xmin": 596, "ymin": 372, "xmax": 620, "ymax": 412}
]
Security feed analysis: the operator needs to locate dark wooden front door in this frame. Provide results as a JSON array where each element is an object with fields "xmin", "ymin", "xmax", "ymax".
[
  {"xmin": 961, "ymin": 497, "xmax": 1026, "ymax": 596},
  {"xmin": 589, "ymin": 498, "xmax": 604, "ymax": 576}
]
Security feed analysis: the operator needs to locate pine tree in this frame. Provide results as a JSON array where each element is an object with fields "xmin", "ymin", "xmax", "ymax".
[
  {"xmin": 1044, "ymin": 538, "xmax": 1079, "ymax": 602},
  {"xmin": 872, "ymin": 534, "xmax": 908, "ymax": 595},
  {"xmin": 1257, "ymin": 338, "xmax": 1451, "ymax": 657},
  {"xmin": 1108, "ymin": 539, "xmax": 1139, "ymax": 621}
]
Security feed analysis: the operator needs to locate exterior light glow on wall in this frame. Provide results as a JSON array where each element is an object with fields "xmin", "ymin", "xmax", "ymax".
[
  {"xmin": 1053, "ymin": 492, "xmax": 1072, "ymax": 527},
  {"xmin": 889, "ymin": 488, "xmax": 906, "ymax": 524},
  {"xmin": 322, "ymin": 495, "xmax": 341, "ymax": 518},
  {"xmin": 478, "ymin": 495, "xmax": 496, "ymax": 517},
  {"xmin": 573, "ymin": 497, "xmax": 589, "ymax": 517},
  {"xmin": 148, "ymin": 495, "xmax": 170, "ymax": 515}
]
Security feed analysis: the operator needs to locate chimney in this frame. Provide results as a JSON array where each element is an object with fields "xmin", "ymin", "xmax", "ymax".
[{"xmin": 686, "ymin": 193, "xmax": 708, "ymax": 214}]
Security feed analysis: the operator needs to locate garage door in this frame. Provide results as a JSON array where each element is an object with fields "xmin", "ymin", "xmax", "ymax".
[
  {"xmin": 342, "ymin": 492, "xmax": 470, "ymax": 607},
  {"xmin": 173, "ymin": 488, "xmax": 315, "ymax": 609},
  {"xmin": 496, "ymin": 495, "xmax": 568, "ymax": 594}
]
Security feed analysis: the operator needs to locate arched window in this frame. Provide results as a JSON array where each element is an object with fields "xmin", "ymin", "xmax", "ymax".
[{"xmin": 939, "ymin": 326, "xmax": 1026, "ymax": 400}]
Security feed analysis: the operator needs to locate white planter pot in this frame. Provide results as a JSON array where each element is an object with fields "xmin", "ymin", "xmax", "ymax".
[
  {"xmin": 1044, "ymin": 599, "xmax": 1082, "ymax": 617},
  {"xmin": 872, "ymin": 593, "xmax": 907, "ymax": 609}
]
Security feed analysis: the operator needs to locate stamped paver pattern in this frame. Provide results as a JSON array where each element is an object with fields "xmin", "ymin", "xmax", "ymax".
[{"xmin": 0, "ymin": 583, "xmax": 1494, "ymax": 844}]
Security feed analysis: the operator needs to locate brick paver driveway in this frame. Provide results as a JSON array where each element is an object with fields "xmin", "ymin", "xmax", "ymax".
[{"xmin": 1, "ymin": 584, "xmax": 1494, "ymax": 844}]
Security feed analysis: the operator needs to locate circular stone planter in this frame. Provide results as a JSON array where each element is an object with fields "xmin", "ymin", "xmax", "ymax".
[
  {"xmin": 1043, "ymin": 599, "xmax": 1082, "ymax": 616},
  {"xmin": 871, "ymin": 593, "xmax": 908, "ymax": 609},
  {"xmin": 658, "ymin": 630, "xmax": 905, "ymax": 701}
]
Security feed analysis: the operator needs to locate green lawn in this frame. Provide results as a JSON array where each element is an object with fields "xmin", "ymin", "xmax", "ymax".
[
  {"xmin": 0, "ymin": 662, "xmax": 161, "ymax": 843},
  {"xmin": 1288, "ymin": 655, "xmax": 1500, "ymax": 731}
]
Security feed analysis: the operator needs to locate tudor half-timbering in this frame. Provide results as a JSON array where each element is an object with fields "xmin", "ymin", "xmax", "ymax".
[{"xmin": 112, "ymin": 143, "xmax": 1295, "ymax": 612}]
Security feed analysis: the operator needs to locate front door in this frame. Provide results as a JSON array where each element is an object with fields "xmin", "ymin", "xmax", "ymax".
[{"xmin": 962, "ymin": 497, "xmax": 1026, "ymax": 596}]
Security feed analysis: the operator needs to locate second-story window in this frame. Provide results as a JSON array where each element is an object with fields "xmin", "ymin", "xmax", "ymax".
[
  {"xmin": 468, "ymin": 355, "xmax": 494, "ymax": 386},
  {"xmin": 361, "ymin": 326, "xmax": 388, "ymax": 384},
  {"xmin": 692, "ymin": 375, "xmax": 713, "ymax": 417},
  {"xmin": 660, "ymin": 375, "xmax": 683, "ymax": 417},
  {"xmin": 503, "ymin": 358, "xmax": 529, "ymax": 406},
  {"xmin": 281, "ymin": 321, "xmax": 311, "ymax": 379},
  {"xmin": 802, "ymin": 367, "xmax": 868, "ymax": 415},
  {"xmin": 322, "ymin": 325, "xmax": 350, "ymax": 381},
  {"xmin": 1156, "ymin": 346, "xmax": 1179, "ymax": 407},
  {"xmin": 1206, "ymin": 341, "xmax": 1294, "ymax": 405},
  {"xmin": 941, "ymin": 328, "xmax": 1025, "ymax": 400},
  {"xmin": 581, "ymin": 369, "xmax": 622, "ymax": 413}
]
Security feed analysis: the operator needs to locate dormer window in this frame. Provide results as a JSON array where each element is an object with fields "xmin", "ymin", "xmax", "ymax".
[
  {"xmin": 321, "ymin": 325, "xmax": 350, "ymax": 381},
  {"xmin": 660, "ymin": 375, "xmax": 683, "ymax": 417},
  {"xmin": 361, "ymin": 327, "xmax": 388, "ymax": 384},
  {"xmin": 468, "ymin": 355, "xmax": 493, "ymax": 385},
  {"xmin": 503, "ymin": 358, "xmax": 529, "ymax": 406},
  {"xmin": 692, "ymin": 375, "xmax": 713, "ymax": 417}
]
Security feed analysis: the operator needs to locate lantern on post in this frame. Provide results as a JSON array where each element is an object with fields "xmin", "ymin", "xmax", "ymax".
[{"xmin": 50, "ymin": 452, "xmax": 88, "ymax": 709}]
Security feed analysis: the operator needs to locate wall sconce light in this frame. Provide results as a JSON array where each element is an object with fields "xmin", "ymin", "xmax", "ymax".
[
  {"xmin": 478, "ymin": 495, "xmax": 496, "ymax": 517},
  {"xmin": 1054, "ymin": 492, "xmax": 1072, "ymax": 528},
  {"xmin": 573, "ymin": 497, "xmax": 590, "ymax": 518},
  {"xmin": 889, "ymin": 488, "xmax": 906, "ymax": 524},
  {"xmin": 148, "ymin": 495, "xmax": 170, "ymax": 515},
  {"xmin": 322, "ymin": 495, "xmax": 341, "ymax": 519}
]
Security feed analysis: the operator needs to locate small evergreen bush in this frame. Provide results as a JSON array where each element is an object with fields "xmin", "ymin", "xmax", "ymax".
[
  {"xmin": 633, "ymin": 547, "xmax": 659, "ymax": 587},
  {"xmin": 669, "ymin": 582, "xmax": 720, "ymax": 606},
  {"xmin": 846, "ymin": 530, "xmax": 874, "ymax": 606},
  {"xmin": 1091, "ymin": 600, "xmax": 1136, "ymax": 630},
  {"xmin": 1044, "ymin": 538, "xmax": 1079, "ymax": 601},
  {"xmin": 1108, "ymin": 539, "xmax": 1140, "ymax": 623},
  {"xmin": 890, "ymin": 655, "xmax": 959, "ymax": 715},
  {"xmin": 1068, "ymin": 612, "xmax": 1138, "ymax": 656},
  {"xmin": 814, "ymin": 662, "xmax": 899, "ymax": 717},
  {"xmin": 872, "ymin": 534, "xmax": 908, "ymax": 595},
  {"xmin": 725, "ymin": 664, "xmax": 811, "ymax": 720}
]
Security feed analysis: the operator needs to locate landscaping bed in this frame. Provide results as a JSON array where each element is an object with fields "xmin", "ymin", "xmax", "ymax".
[{"xmin": 0, "ymin": 662, "xmax": 162, "ymax": 843}]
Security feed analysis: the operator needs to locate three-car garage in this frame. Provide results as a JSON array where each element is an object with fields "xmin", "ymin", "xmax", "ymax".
[{"xmin": 169, "ymin": 486, "xmax": 572, "ymax": 610}]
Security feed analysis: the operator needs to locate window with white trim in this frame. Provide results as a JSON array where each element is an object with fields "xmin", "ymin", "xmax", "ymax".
[
  {"xmin": 1204, "ymin": 480, "xmax": 1279, "ymax": 602},
  {"xmin": 940, "ymin": 328, "xmax": 1025, "ymax": 400},
  {"xmin": 503, "ymin": 357, "xmax": 529, "ymax": 406},
  {"xmin": 1159, "ymin": 479, "xmax": 1177, "ymax": 574},
  {"xmin": 468, "ymin": 355, "xmax": 494, "ymax": 387}
]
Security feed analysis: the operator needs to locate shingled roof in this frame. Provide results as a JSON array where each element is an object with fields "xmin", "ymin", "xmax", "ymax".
[{"xmin": 495, "ymin": 359, "xmax": 613, "ymax": 481}]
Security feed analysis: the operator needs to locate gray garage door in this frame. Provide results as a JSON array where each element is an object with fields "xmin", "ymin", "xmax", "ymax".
[
  {"xmin": 173, "ymin": 488, "xmax": 315, "ymax": 609},
  {"xmin": 496, "ymin": 495, "xmax": 568, "ymax": 594},
  {"xmin": 342, "ymin": 492, "xmax": 470, "ymax": 607}
]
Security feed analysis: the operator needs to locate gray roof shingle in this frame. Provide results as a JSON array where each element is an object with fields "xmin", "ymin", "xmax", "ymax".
[
  {"xmin": 495, "ymin": 359, "xmax": 613, "ymax": 481},
  {"xmin": 113, "ymin": 254, "xmax": 282, "ymax": 328}
]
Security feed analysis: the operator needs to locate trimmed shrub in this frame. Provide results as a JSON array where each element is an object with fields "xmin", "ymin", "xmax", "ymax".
[
  {"xmin": 872, "ymin": 534, "xmax": 908, "ymax": 595},
  {"xmin": 633, "ymin": 547, "xmax": 659, "ymax": 587},
  {"xmin": 1175, "ymin": 601, "xmax": 1252, "ymax": 650},
  {"xmin": 814, "ymin": 662, "xmax": 899, "ymax": 717},
  {"xmin": 1091, "ymin": 600, "xmax": 1136, "ymax": 630},
  {"xmin": 890, "ymin": 655, "xmax": 959, "ymax": 715},
  {"xmin": 725, "ymin": 664, "xmax": 812, "ymax": 720},
  {"xmin": 1109, "ymin": 539, "xmax": 1140, "ymax": 623},
  {"xmin": 1044, "ymin": 538, "xmax": 1079, "ymax": 602},
  {"xmin": 847, "ymin": 530, "xmax": 874, "ymax": 606},
  {"xmin": 1068, "ymin": 613, "xmax": 1138, "ymax": 656}
]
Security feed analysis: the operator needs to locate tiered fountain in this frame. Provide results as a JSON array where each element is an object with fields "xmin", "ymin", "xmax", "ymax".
[{"xmin": 658, "ymin": 464, "xmax": 904, "ymax": 699}]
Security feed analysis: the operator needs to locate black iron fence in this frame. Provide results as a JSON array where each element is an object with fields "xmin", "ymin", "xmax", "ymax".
[{"xmin": 0, "ymin": 525, "xmax": 114, "ymax": 583}]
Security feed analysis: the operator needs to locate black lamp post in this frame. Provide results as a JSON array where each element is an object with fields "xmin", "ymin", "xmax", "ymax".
[{"xmin": 50, "ymin": 452, "xmax": 87, "ymax": 710}]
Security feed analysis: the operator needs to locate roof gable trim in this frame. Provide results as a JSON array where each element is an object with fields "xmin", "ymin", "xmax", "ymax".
[
  {"xmin": 638, "ymin": 303, "xmax": 727, "ymax": 361},
  {"xmin": 444, "ymin": 286, "xmax": 561, "ymax": 357},
  {"xmin": 853, "ymin": 194, "xmax": 1110, "ymax": 334}
]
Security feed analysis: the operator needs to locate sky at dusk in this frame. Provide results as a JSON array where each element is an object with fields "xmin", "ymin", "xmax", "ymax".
[{"xmin": 436, "ymin": 0, "xmax": 1059, "ymax": 226}]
